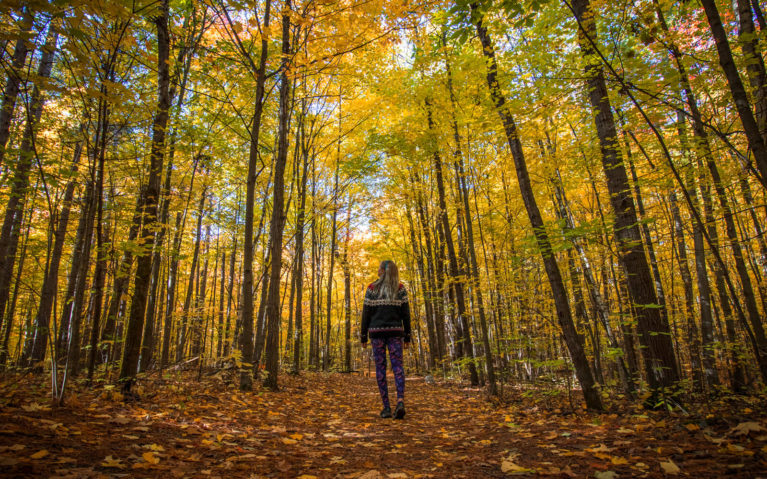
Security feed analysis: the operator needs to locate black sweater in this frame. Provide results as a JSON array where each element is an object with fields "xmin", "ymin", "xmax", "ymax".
[{"xmin": 360, "ymin": 282, "xmax": 411, "ymax": 343}]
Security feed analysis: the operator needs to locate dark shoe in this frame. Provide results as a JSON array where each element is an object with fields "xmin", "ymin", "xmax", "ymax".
[
  {"xmin": 380, "ymin": 406, "xmax": 392, "ymax": 418},
  {"xmin": 394, "ymin": 401, "xmax": 405, "ymax": 419}
]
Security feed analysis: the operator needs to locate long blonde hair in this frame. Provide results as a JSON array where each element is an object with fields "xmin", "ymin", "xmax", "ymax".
[{"xmin": 373, "ymin": 260, "xmax": 399, "ymax": 300}]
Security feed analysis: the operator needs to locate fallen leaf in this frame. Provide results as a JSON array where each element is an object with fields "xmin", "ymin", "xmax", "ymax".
[
  {"xmin": 660, "ymin": 460, "xmax": 680, "ymax": 475},
  {"xmin": 142, "ymin": 451, "xmax": 160, "ymax": 464},
  {"xmin": 289, "ymin": 433, "xmax": 303, "ymax": 440},
  {"xmin": 501, "ymin": 458, "xmax": 534, "ymax": 474},
  {"xmin": 611, "ymin": 456, "xmax": 629, "ymax": 465},
  {"xmin": 22, "ymin": 402, "xmax": 50, "ymax": 412},
  {"xmin": 101, "ymin": 456, "xmax": 124, "ymax": 468},
  {"xmin": 281, "ymin": 437, "xmax": 297, "ymax": 445},
  {"xmin": 588, "ymin": 444, "xmax": 614, "ymax": 453},
  {"xmin": 594, "ymin": 472, "xmax": 617, "ymax": 479},
  {"xmin": 30, "ymin": 450, "xmax": 49, "ymax": 459},
  {"xmin": 732, "ymin": 422, "xmax": 764, "ymax": 436}
]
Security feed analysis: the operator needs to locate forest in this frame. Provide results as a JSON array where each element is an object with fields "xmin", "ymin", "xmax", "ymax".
[{"xmin": 1, "ymin": 0, "xmax": 767, "ymax": 476}]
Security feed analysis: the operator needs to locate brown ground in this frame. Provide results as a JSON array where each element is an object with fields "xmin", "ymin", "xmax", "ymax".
[{"xmin": 0, "ymin": 370, "xmax": 766, "ymax": 478}]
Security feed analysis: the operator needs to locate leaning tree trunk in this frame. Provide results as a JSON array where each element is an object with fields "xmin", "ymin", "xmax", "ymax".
[
  {"xmin": 472, "ymin": 3, "xmax": 602, "ymax": 410},
  {"xmin": 699, "ymin": 0, "xmax": 767, "ymax": 188}
]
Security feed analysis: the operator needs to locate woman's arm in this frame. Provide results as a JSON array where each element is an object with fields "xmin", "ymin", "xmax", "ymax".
[
  {"xmin": 360, "ymin": 286, "xmax": 374, "ymax": 343},
  {"xmin": 400, "ymin": 287, "xmax": 411, "ymax": 343}
]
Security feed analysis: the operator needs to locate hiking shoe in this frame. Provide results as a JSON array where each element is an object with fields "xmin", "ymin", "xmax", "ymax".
[
  {"xmin": 394, "ymin": 401, "xmax": 405, "ymax": 419},
  {"xmin": 380, "ymin": 406, "xmax": 392, "ymax": 418}
]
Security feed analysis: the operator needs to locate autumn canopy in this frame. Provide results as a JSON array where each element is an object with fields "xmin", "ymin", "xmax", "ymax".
[{"xmin": 1, "ymin": 0, "xmax": 767, "ymax": 475}]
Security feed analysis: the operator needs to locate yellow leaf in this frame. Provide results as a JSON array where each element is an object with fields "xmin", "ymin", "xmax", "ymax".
[
  {"xmin": 660, "ymin": 460, "xmax": 680, "ymax": 475},
  {"xmin": 297, "ymin": 476, "xmax": 318, "ymax": 479},
  {"xmin": 30, "ymin": 450, "xmax": 48, "ymax": 459},
  {"xmin": 732, "ymin": 422, "xmax": 764, "ymax": 436},
  {"xmin": 501, "ymin": 458, "xmax": 534, "ymax": 474},
  {"xmin": 289, "ymin": 433, "xmax": 303, "ymax": 440},
  {"xmin": 144, "ymin": 444, "xmax": 165, "ymax": 452},
  {"xmin": 143, "ymin": 451, "xmax": 160, "ymax": 464},
  {"xmin": 611, "ymin": 456, "xmax": 629, "ymax": 465},
  {"xmin": 684, "ymin": 424, "xmax": 700, "ymax": 432},
  {"xmin": 281, "ymin": 438, "xmax": 297, "ymax": 445},
  {"xmin": 101, "ymin": 455, "xmax": 124, "ymax": 468}
]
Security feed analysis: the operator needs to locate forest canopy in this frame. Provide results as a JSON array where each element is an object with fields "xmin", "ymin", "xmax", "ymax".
[{"xmin": 1, "ymin": 0, "xmax": 767, "ymax": 414}]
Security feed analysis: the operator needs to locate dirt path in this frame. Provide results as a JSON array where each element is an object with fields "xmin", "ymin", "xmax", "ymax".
[{"xmin": 1, "ymin": 371, "xmax": 766, "ymax": 477}]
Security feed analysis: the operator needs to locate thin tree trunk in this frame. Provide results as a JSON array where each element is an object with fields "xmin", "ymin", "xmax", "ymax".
[
  {"xmin": 177, "ymin": 189, "xmax": 207, "ymax": 361},
  {"xmin": 424, "ymin": 99, "xmax": 478, "ymax": 386}
]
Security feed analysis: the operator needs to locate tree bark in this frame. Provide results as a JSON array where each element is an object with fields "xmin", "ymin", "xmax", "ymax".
[
  {"xmin": 118, "ymin": 0, "xmax": 171, "ymax": 387},
  {"xmin": 262, "ymin": 1, "xmax": 291, "ymax": 389},
  {"xmin": 571, "ymin": 0, "xmax": 680, "ymax": 397},
  {"xmin": 238, "ymin": 0, "xmax": 271, "ymax": 391}
]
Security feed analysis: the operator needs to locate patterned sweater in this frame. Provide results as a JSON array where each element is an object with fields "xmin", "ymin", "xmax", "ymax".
[{"xmin": 360, "ymin": 282, "xmax": 411, "ymax": 343}]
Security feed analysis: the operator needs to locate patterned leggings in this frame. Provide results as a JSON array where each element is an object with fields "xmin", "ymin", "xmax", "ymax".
[{"xmin": 371, "ymin": 337, "xmax": 405, "ymax": 409}]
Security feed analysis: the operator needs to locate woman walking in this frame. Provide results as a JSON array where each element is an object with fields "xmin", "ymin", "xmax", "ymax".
[{"xmin": 361, "ymin": 260, "xmax": 411, "ymax": 419}]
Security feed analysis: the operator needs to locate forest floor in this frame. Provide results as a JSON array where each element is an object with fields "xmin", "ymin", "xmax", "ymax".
[{"xmin": 0, "ymin": 368, "xmax": 766, "ymax": 478}]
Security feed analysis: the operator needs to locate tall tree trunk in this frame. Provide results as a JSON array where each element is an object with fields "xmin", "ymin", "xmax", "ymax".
[
  {"xmin": 292, "ymin": 116, "xmax": 309, "ymax": 372},
  {"xmin": 263, "ymin": 2, "xmax": 291, "ymax": 389},
  {"xmin": 571, "ymin": 0, "xmax": 680, "ymax": 397},
  {"xmin": 118, "ymin": 0, "xmax": 171, "ymax": 387},
  {"xmin": 238, "ymin": 0, "xmax": 271, "ymax": 391},
  {"xmin": 342, "ymin": 205, "xmax": 352, "ymax": 373},
  {"xmin": 86, "ymin": 121, "xmax": 109, "ymax": 381},
  {"xmin": 473, "ymin": 4, "xmax": 602, "ymax": 410}
]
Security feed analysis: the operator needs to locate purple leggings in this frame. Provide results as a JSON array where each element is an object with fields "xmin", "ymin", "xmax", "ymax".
[{"xmin": 371, "ymin": 337, "xmax": 405, "ymax": 408}]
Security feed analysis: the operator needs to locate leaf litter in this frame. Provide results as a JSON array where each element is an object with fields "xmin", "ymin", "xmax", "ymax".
[{"xmin": 0, "ymin": 371, "xmax": 765, "ymax": 477}]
